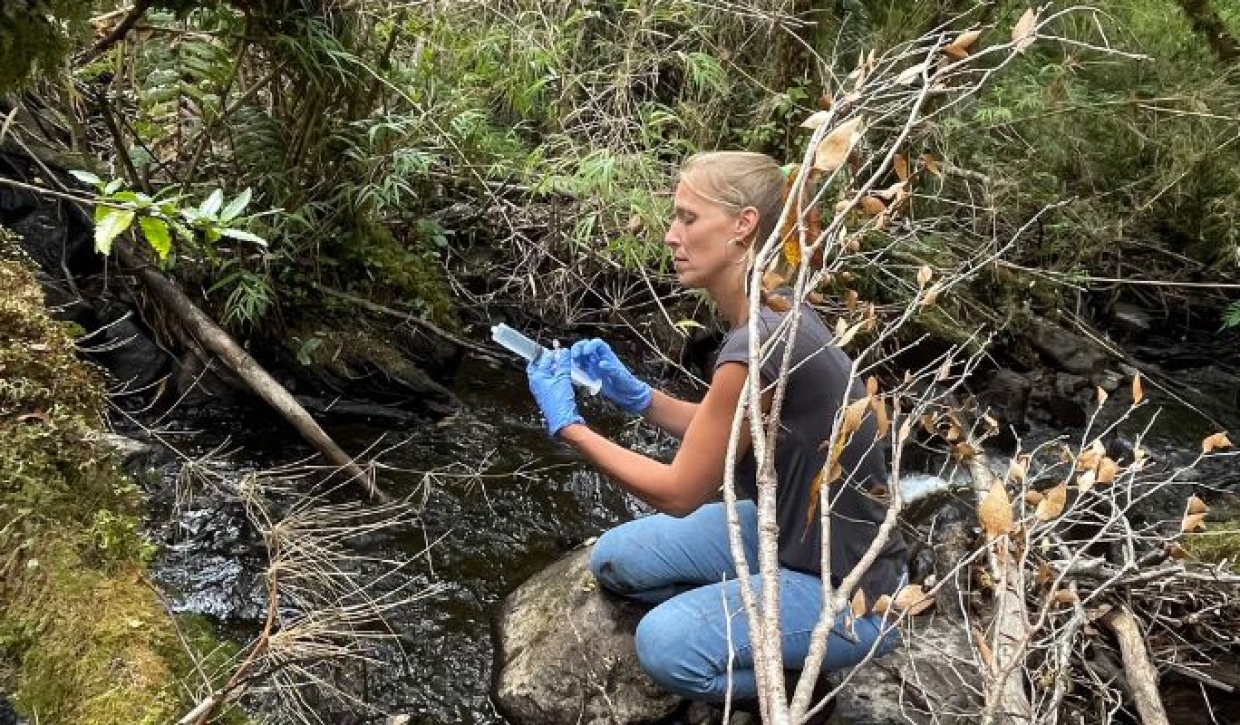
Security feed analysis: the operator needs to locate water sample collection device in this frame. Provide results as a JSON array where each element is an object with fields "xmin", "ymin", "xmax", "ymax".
[{"xmin": 491, "ymin": 323, "xmax": 601, "ymax": 395}]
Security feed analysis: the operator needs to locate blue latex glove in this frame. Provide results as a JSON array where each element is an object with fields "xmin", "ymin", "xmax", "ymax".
[
  {"xmin": 527, "ymin": 348, "xmax": 585, "ymax": 437},
  {"xmin": 570, "ymin": 338, "xmax": 652, "ymax": 415}
]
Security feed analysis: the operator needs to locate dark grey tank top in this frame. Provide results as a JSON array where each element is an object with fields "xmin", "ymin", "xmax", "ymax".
[{"xmin": 716, "ymin": 305, "xmax": 907, "ymax": 599}]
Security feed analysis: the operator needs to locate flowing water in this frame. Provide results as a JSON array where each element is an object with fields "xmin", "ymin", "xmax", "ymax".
[{"xmin": 146, "ymin": 356, "xmax": 663, "ymax": 724}]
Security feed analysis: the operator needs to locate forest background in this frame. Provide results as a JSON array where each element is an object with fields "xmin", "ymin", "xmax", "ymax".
[{"xmin": 1, "ymin": 0, "xmax": 1239, "ymax": 723}]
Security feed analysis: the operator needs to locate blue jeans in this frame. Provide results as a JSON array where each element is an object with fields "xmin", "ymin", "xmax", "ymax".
[{"xmin": 589, "ymin": 501, "xmax": 901, "ymax": 702}]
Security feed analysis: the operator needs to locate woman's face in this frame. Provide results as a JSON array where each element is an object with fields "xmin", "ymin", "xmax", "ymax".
[{"xmin": 663, "ymin": 180, "xmax": 747, "ymax": 290}]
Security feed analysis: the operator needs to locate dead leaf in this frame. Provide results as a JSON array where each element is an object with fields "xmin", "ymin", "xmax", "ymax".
[
  {"xmin": 851, "ymin": 589, "xmax": 868, "ymax": 618},
  {"xmin": 817, "ymin": 92, "xmax": 834, "ymax": 110},
  {"xmin": 873, "ymin": 594, "xmax": 892, "ymax": 615},
  {"xmin": 860, "ymin": 195, "xmax": 887, "ymax": 216},
  {"xmin": 945, "ymin": 29, "xmax": 983, "ymax": 60},
  {"xmin": 1202, "ymin": 432, "xmax": 1232, "ymax": 454},
  {"xmin": 1186, "ymin": 494, "xmax": 1209, "ymax": 515},
  {"xmin": 1181, "ymin": 512, "xmax": 1207, "ymax": 533},
  {"xmin": 936, "ymin": 357, "xmax": 952, "ymax": 381},
  {"xmin": 1008, "ymin": 455, "xmax": 1029, "ymax": 484},
  {"xmin": 972, "ymin": 627, "xmax": 996, "ymax": 671},
  {"xmin": 952, "ymin": 441, "xmax": 977, "ymax": 461},
  {"xmin": 1132, "ymin": 374, "xmax": 1144, "ymax": 405},
  {"xmin": 896, "ymin": 61, "xmax": 928, "ymax": 86},
  {"xmin": 866, "ymin": 376, "xmax": 879, "ymax": 398},
  {"xmin": 763, "ymin": 270, "xmax": 787, "ymax": 291},
  {"xmin": 814, "ymin": 117, "xmax": 865, "ymax": 172},
  {"xmin": 765, "ymin": 293, "xmax": 791, "ymax": 313},
  {"xmin": 894, "ymin": 584, "xmax": 934, "ymax": 615},
  {"xmin": 1096, "ymin": 457, "xmax": 1119, "ymax": 484},
  {"xmin": 1167, "ymin": 542, "xmax": 1188, "ymax": 559},
  {"xmin": 917, "ymin": 265, "xmax": 933, "ymax": 286},
  {"xmin": 1095, "ymin": 386, "xmax": 1108, "ymax": 407},
  {"xmin": 922, "ymin": 282, "xmax": 942, "ymax": 306},
  {"xmin": 845, "ymin": 289, "xmax": 859, "ymax": 313},
  {"xmin": 894, "ymin": 153, "xmax": 910, "ymax": 182},
  {"xmin": 979, "ymin": 480, "xmax": 1014, "ymax": 539},
  {"xmin": 897, "ymin": 418, "xmax": 913, "ymax": 444},
  {"xmin": 921, "ymin": 153, "xmax": 943, "ymax": 177},
  {"xmin": 1012, "ymin": 8, "xmax": 1039, "ymax": 53},
  {"xmin": 836, "ymin": 320, "xmax": 863, "ymax": 348},
  {"xmin": 1035, "ymin": 482, "xmax": 1067, "ymax": 521},
  {"xmin": 876, "ymin": 180, "xmax": 907, "ymax": 201},
  {"xmin": 872, "ymin": 396, "xmax": 889, "ymax": 438},
  {"xmin": 806, "ymin": 469, "xmax": 825, "ymax": 524},
  {"xmin": 843, "ymin": 397, "xmax": 871, "ymax": 434},
  {"xmin": 1053, "ymin": 588, "xmax": 1079, "ymax": 605},
  {"xmin": 1024, "ymin": 490, "xmax": 1044, "ymax": 506},
  {"xmin": 1077, "ymin": 469, "xmax": 1097, "ymax": 493},
  {"xmin": 801, "ymin": 110, "xmax": 831, "ymax": 129}
]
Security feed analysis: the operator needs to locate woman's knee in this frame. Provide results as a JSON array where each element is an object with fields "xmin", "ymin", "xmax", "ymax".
[{"xmin": 589, "ymin": 526, "xmax": 637, "ymax": 593}]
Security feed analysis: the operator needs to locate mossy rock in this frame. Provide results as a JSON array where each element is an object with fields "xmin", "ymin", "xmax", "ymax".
[
  {"xmin": 0, "ymin": 226, "xmax": 231, "ymax": 723},
  {"xmin": 1183, "ymin": 504, "xmax": 1240, "ymax": 570}
]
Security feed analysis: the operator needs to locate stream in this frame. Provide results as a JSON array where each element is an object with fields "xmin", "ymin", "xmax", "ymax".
[
  {"xmin": 136, "ymin": 329, "xmax": 1239, "ymax": 725},
  {"xmin": 144, "ymin": 355, "xmax": 665, "ymax": 724}
]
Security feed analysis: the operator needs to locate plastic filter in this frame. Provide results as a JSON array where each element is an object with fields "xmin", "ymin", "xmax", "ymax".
[{"xmin": 491, "ymin": 323, "xmax": 601, "ymax": 395}]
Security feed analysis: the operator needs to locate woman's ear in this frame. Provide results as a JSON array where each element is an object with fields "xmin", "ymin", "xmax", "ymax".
[{"xmin": 735, "ymin": 206, "xmax": 760, "ymax": 244}]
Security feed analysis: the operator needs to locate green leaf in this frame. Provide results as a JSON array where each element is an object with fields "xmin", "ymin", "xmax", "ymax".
[
  {"xmin": 104, "ymin": 179, "xmax": 124, "ymax": 195},
  {"xmin": 69, "ymin": 170, "xmax": 102, "ymax": 187},
  {"xmin": 94, "ymin": 209, "xmax": 136, "ymax": 256},
  {"xmin": 220, "ymin": 188, "xmax": 252, "ymax": 223},
  {"xmin": 139, "ymin": 217, "xmax": 172, "ymax": 260},
  {"xmin": 200, "ymin": 189, "xmax": 225, "ymax": 218},
  {"xmin": 220, "ymin": 228, "xmax": 268, "ymax": 246}
]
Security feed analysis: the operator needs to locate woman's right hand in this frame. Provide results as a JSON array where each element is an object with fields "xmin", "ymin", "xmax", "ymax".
[{"xmin": 571, "ymin": 338, "xmax": 652, "ymax": 415}]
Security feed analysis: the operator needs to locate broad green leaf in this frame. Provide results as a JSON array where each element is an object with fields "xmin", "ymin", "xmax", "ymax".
[
  {"xmin": 221, "ymin": 228, "xmax": 268, "ymax": 246},
  {"xmin": 94, "ymin": 209, "xmax": 136, "ymax": 256},
  {"xmin": 200, "ymin": 189, "xmax": 224, "ymax": 218},
  {"xmin": 104, "ymin": 178, "xmax": 124, "ymax": 195},
  {"xmin": 220, "ymin": 188, "xmax": 252, "ymax": 223},
  {"xmin": 139, "ymin": 217, "xmax": 172, "ymax": 260},
  {"xmin": 69, "ymin": 170, "xmax": 102, "ymax": 187}
]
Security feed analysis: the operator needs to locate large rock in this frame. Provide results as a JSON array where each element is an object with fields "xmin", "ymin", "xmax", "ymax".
[
  {"xmin": 494, "ymin": 547, "xmax": 680, "ymax": 725},
  {"xmin": 829, "ymin": 614, "xmax": 978, "ymax": 725},
  {"xmin": 1028, "ymin": 319, "xmax": 1110, "ymax": 375}
]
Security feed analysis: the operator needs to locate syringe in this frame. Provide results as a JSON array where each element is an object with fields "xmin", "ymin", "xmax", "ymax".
[{"xmin": 491, "ymin": 323, "xmax": 601, "ymax": 395}]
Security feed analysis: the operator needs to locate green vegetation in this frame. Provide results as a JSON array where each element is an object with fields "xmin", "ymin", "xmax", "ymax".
[{"xmin": 0, "ymin": 227, "xmax": 212, "ymax": 723}]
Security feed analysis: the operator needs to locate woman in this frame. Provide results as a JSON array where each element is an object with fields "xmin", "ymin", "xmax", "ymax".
[{"xmin": 525, "ymin": 151, "xmax": 907, "ymax": 705}]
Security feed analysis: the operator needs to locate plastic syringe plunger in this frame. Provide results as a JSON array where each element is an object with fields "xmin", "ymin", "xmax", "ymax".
[{"xmin": 491, "ymin": 323, "xmax": 601, "ymax": 395}]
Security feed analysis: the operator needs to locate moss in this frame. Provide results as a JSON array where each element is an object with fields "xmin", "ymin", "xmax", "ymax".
[
  {"xmin": 1183, "ymin": 505, "xmax": 1240, "ymax": 571},
  {"xmin": 337, "ymin": 220, "xmax": 458, "ymax": 331},
  {"xmin": 0, "ymin": 226, "xmax": 226, "ymax": 723}
]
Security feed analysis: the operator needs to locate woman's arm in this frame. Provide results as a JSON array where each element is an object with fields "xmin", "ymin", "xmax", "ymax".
[
  {"xmin": 559, "ymin": 363, "xmax": 754, "ymax": 516},
  {"xmin": 641, "ymin": 389, "xmax": 699, "ymax": 439}
]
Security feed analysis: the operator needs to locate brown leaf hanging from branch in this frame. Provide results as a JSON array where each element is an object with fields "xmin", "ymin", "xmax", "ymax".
[
  {"xmin": 1012, "ymin": 8, "xmax": 1039, "ymax": 53},
  {"xmin": 1035, "ymin": 482, "xmax": 1067, "ymax": 521},
  {"xmin": 814, "ymin": 117, "xmax": 864, "ymax": 172},
  {"xmin": 980, "ymin": 480, "xmax": 1015, "ymax": 539},
  {"xmin": 944, "ymin": 29, "xmax": 983, "ymax": 60}
]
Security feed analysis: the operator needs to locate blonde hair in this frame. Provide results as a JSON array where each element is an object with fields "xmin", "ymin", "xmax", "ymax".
[{"xmin": 678, "ymin": 151, "xmax": 784, "ymax": 245}]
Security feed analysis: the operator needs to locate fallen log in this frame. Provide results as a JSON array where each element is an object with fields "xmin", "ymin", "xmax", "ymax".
[
  {"xmin": 1103, "ymin": 606, "xmax": 1170, "ymax": 725},
  {"xmin": 116, "ymin": 243, "xmax": 386, "ymax": 501}
]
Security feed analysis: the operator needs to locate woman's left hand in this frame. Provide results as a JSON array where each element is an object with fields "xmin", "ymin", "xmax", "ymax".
[{"xmin": 527, "ymin": 348, "xmax": 584, "ymax": 437}]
